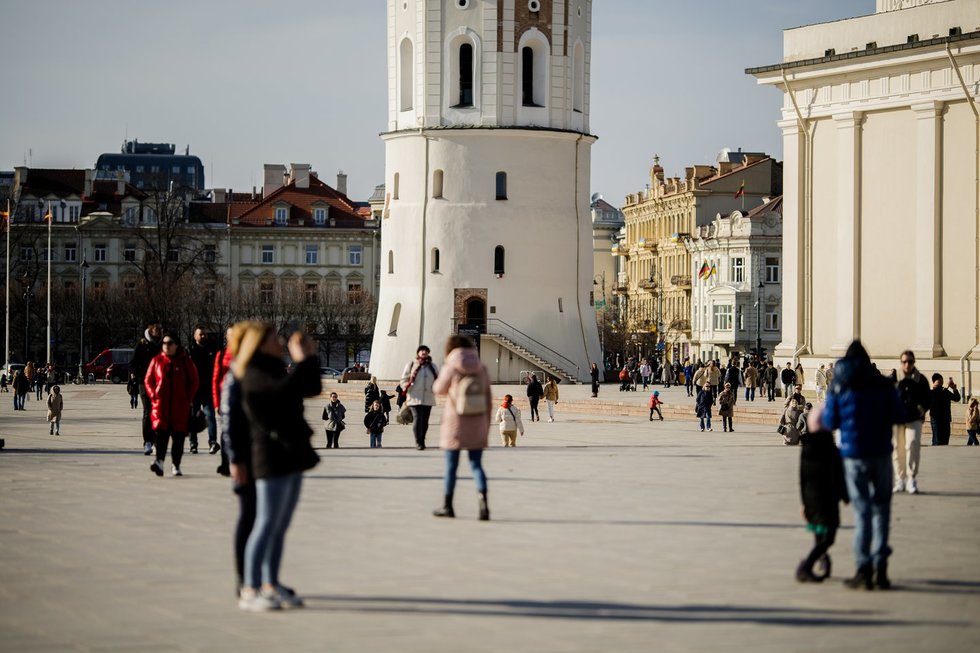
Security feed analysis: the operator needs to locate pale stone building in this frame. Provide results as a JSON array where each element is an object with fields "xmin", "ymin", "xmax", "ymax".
[
  {"xmin": 369, "ymin": 0, "xmax": 602, "ymax": 383},
  {"xmin": 747, "ymin": 0, "xmax": 980, "ymax": 393},
  {"xmin": 620, "ymin": 155, "xmax": 781, "ymax": 363},
  {"xmin": 591, "ymin": 194, "xmax": 623, "ymax": 314}
]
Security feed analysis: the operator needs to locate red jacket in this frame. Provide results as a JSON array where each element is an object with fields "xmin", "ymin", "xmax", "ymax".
[
  {"xmin": 212, "ymin": 347, "xmax": 233, "ymax": 411},
  {"xmin": 145, "ymin": 349, "xmax": 199, "ymax": 432}
]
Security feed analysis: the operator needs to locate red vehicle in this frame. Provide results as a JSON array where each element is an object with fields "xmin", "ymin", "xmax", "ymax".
[{"xmin": 82, "ymin": 348, "xmax": 134, "ymax": 383}]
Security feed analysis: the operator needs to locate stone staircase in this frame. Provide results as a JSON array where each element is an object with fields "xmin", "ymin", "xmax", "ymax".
[{"xmin": 481, "ymin": 333, "xmax": 582, "ymax": 384}]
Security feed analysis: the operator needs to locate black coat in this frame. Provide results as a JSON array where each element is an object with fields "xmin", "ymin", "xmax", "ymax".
[
  {"xmin": 132, "ymin": 335, "xmax": 162, "ymax": 383},
  {"xmin": 799, "ymin": 430, "xmax": 848, "ymax": 529},
  {"xmin": 240, "ymin": 353, "xmax": 321, "ymax": 480},
  {"xmin": 725, "ymin": 366, "xmax": 740, "ymax": 388},
  {"xmin": 364, "ymin": 383, "xmax": 381, "ymax": 412},
  {"xmin": 188, "ymin": 342, "xmax": 217, "ymax": 404},
  {"xmin": 526, "ymin": 380, "xmax": 544, "ymax": 399},
  {"xmin": 897, "ymin": 370, "xmax": 931, "ymax": 422},
  {"xmin": 364, "ymin": 410, "xmax": 387, "ymax": 434},
  {"xmin": 929, "ymin": 386, "xmax": 961, "ymax": 424}
]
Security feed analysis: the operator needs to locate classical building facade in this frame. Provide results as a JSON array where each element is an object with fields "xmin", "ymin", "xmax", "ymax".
[
  {"xmin": 747, "ymin": 0, "xmax": 980, "ymax": 391},
  {"xmin": 369, "ymin": 0, "xmax": 602, "ymax": 383},
  {"xmin": 620, "ymin": 155, "xmax": 781, "ymax": 363},
  {"xmin": 683, "ymin": 197, "xmax": 783, "ymax": 362},
  {"xmin": 591, "ymin": 194, "xmax": 623, "ymax": 312}
]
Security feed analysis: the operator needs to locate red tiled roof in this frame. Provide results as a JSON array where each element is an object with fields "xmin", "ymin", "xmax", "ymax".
[
  {"xmin": 236, "ymin": 176, "xmax": 370, "ymax": 228},
  {"xmin": 746, "ymin": 195, "xmax": 783, "ymax": 218}
]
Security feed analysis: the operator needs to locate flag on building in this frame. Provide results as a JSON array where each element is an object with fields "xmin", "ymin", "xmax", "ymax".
[
  {"xmin": 698, "ymin": 262, "xmax": 710, "ymax": 280},
  {"xmin": 734, "ymin": 180, "xmax": 745, "ymax": 199},
  {"xmin": 709, "ymin": 264, "xmax": 717, "ymax": 277}
]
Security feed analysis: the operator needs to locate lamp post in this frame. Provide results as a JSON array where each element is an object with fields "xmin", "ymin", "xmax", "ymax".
[
  {"xmin": 77, "ymin": 259, "xmax": 89, "ymax": 383},
  {"xmin": 22, "ymin": 269, "xmax": 34, "ymax": 363},
  {"xmin": 756, "ymin": 279, "xmax": 764, "ymax": 360}
]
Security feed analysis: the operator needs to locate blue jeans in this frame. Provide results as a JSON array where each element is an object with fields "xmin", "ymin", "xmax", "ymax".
[
  {"xmin": 443, "ymin": 449, "xmax": 487, "ymax": 496},
  {"xmin": 189, "ymin": 402, "xmax": 217, "ymax": 447},
  {"xmin": 745, "ymin": 387, "xmax": 755, "ymax": 401},
  {"xmin": 370, "ymin": 432, "xmax": 383, "ymax": 448},
  {"xmin": 699, "ymin": 415, "xmax": 711, "ymax": 430},
  {"xmin": 843, "ymin": 455, "xmax": 892, "ymax": 569},
  {"xmin": 244, "ymin": 473, "xmax": 302, "ymax": 588}
]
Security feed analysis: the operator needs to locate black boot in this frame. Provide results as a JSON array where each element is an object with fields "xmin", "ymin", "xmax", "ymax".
[
  {"xmin": 843, "ymin": 564, "xmax": 874, "ymax": 590},
  {"xmin": 478, "ymin": 490, "xmax": 490, "ymax": 521},
  {"xmin": 795, "ymin": 560, "xmax": 823, "ymax": 583},
  {"xmin": 874, "ymin": 562, "xmax": 891, "ymax": 590},
  {"xmin": 433, "ymin": 494, "xmax": 454, "ymax": 518}
]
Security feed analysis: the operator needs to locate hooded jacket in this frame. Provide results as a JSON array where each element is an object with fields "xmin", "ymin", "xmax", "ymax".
[
  {"xmin": 144, "ymin": 348, "xmax": 199, "ymax": 432},
  {"xmin": 432, "ymin": 346, "xmax": 492, "ymax": 450}
]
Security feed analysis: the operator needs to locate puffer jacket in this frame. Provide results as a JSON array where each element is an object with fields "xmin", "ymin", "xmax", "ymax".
[
  {"xmin": 46, "ymin": 392, "xmax": 63, "ymax": 422},
  {"xmin": 495, "ymin": 404, "xmax": 525, "ymax": 435},
  {"xmin": 821, "ymin": 356, "xmax": 904, "ymax": 459},
  {"xmin": 144, "ymin": 349, "xmax": 199, "ymax": 432},
  {"xmin": 401, "ymin": 359, "xmax": 439, "ymax": 406},
  {"xmin": 432, "ymin": 346, "xmax": 492, "ymax": 450}
]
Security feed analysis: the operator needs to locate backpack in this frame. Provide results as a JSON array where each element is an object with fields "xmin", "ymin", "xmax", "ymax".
[{"xmin": 455, "ymin": 373, "xmax": 487, "ymax": 416}]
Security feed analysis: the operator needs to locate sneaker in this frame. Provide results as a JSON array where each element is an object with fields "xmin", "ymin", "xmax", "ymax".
[
  {"xmin": 548, "ymin": 418, "xmax": 554, "ymax": 423},
  {"xmin": 209, "ymin": 442, "xmax": 220, "ymax": 455},
  {"xmin": 272, "ymin": 586, "xmax": 303, "ymax": 608},
  {"xmin": 171, "ymin": 465, "xmax": 182, "ymax": 477},
  {"xmin": 143, "ymin": 442, "xmax": 153, "ymax": 456},
  {"xmin": 150, "ymin": 460, "xmax": 164, "ymax": 477},
  {"xmin": 190, "ymin": 444, "xmax": 199, "ymax": 454},
  {"xmin": 708, "ymin": 428, "xmax": 713, "ymax": 432},
  {"xmin": 907, "ymin": 479, "xmax": 919, "ymax": 494},
  {"xmin": 893, "ymin": 479, "xmax": 905, "ymax": 493},
  {"xmin": 238, "ymin": 588, "xmax": 280, "ymax": 612}
]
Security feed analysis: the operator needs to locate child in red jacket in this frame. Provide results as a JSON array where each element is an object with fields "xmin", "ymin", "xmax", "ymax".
[{"xmin": 648, "ymin": 391, "xmax": 664, "ymax": 421}]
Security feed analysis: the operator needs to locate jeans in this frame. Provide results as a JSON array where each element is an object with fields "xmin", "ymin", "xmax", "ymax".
[
  {"xmin": 686, "ymin": 380, "xmax": 693, "ymax": 397},
  {"xmin": 370, "ymin": 432, "xmax": 383, "ymax": 448},
  {"xmin": 189, "ymin": 402, "xmax": 217, "ymax": 448},
  {"xmin": 443, "ymin": 449, "xmax": 487, "ymax": 496},
  {"xmin": 244, "ymin": 473, "xmax": 302, "ymax": 589},
  {"xmin": 783, "ymin": 383, "xmax": 793, "ymax": 399},
  {"xmin": 129, "ymin": 393, "xmax": 139, "ymax": 409},
  {"xmin": 843, "ymin": 455, "xmax": 892, "ymax": 569},
  {"xmin": 745, "ymin": 387, "xmax": 755, "ymax": 401},
  {"xmin": 699, "ymin": 415, "xmax": 712, "ymax": 430},
  {"xmin": 931, "ymin": 419, "xmax": 951, "ymax": 446},
  {"xmin": 529, "ymin": 396, "xmax": 540, "ymax": 421},
  {"xmin": 968, "ymin": 429, "xmax": 979, "ymax": 446},
  {"xmin": 234, "ymin": 482, "xmax": 257, "ymax": 589},
  {"xmin": 767, "ymin": 383, "xmax": 776, "ymax": 401},
  {"xmin": 546, "ymin": 400, "xmax": 556, "ymax": 420},
  {"xmin": 49, "ymin": 417, "xmax": 61, "ymax": 434},
  {"xmin": 325, "ymin": 430, "xmax": 340, "ymax": 448},
  {"xmin": 411, "ymin": 405, "xmax": 432, "ymax": 448}
]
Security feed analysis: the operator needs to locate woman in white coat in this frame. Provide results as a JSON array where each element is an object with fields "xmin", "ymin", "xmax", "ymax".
[
  {"xmin": 495, "ymin": 394, "xmax": 525, "ymax": 447},
  {"xmin": 400, "ymin": 345, "xmax": 439, "ymax": 450}
]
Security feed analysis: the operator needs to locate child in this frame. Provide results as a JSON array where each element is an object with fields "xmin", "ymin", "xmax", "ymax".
[
  {"xmin": 495, "ymin": 394, "xmax": 525, "ymax": 447},
  {"xmin": 126, "ymin": 373, "xmax": 140, "ymax": 409},
  {"xmin": 379, "ymin": 389, "xmax": 394, "ymax": 425},
  {"xmin": 967, "ymin": 398, "xmax": 979, "ymax": 446},
  {"xmin": 1, "ymin": 372, "xmax": 7, "ymax": 392},
  {"xmin": 47, "ymin": 385, "xmax": 63, "ymax": 435},
  {"xmin": 648, "ymin": 390, "xmax": 664, "ymax": 421},
  {"xmin": 364, "ymin": 399, "xmax": 386, "ymax": 448},
  {"xmin": 796, "ymin": 420, "xmax": 848, "ymax": 583}
]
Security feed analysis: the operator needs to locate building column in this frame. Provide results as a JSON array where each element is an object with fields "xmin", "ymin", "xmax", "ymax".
[
  {"xmin": 775, "ymin": 118, "xmax": 806, "ymax": 359},
  {"xmin": 831, "ymin": 111, "xmax": 863, "ymax": 353},
  {"xmin": 912, "ymin": 101, "xmax": 946, "ymax": 358}
]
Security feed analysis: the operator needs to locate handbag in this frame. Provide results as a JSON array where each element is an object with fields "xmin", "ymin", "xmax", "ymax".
[
  {"xmin": 189, "ymin": 408, "xmax": 207, "ymax": 434},
  {"xmin": 396, "ymin": 402, "xmax": 414, "ymax": 425}
]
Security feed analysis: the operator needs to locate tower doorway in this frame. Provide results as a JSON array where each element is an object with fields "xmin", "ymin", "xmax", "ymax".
[{"xmin": 465, "ymin": 297, "xmax": 487, "ymax": 332}]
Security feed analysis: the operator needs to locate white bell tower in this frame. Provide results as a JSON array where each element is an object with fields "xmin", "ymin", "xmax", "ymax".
[{"xmin": 371, "ymin": 0, "xmax": 601, "ymax": 383}]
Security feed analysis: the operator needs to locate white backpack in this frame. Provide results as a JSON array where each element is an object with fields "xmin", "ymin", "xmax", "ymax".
[{"xmin": 455, "ymin": 373, "xmax": 486, "ymax": 416}]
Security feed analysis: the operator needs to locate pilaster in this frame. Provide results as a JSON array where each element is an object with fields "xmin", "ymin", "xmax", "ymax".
[
  {"xmin": 831, "ymin": 111, "xmax": 863, "ymax": 353},
  {"xmin": 774, "ymin": 118, "xmax": 806, "ymax": 360}
]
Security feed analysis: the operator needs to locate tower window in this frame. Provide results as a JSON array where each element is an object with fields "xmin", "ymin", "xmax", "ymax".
[
  {"xmin": 457, "ymin": 43, "xmax": 473, "ymax": 107},
  {"xmin": 393, "ymin": 172, "xmax": 400, "ymax": 200},
  {"xmin": 494, "ymin": 246, "xmax": 505, "ymax": 275},
  {"xmin": 573, "ymin": 41, "xmax": 585, "ymax": 113},
  {"xmin": 495, "ymin": 171, "xmax": 507, "ymax": 200},
  {"xmin": 432, "ymin": 248, "xmax": 440, "ymax": 273},
  {"xmin": 399, "ymin": 38, "xmax": 414, "ymax": 111},
  {"xmin": 389, "ymin": 303, "xmax": 402, "ymax": 336},
  {"xmin": 522, "ymin": 47, "xmax": 536, "ymax": 107},
  {"xmin": 433, "ymin": 169, "xmax": 444, "ymax": 199},
  {"xmin": 388, "ymin": 250, "xmax": 394, "ymax": 274}
]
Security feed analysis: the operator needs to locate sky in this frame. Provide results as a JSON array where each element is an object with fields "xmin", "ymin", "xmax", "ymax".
[{"xmin": 0, "ymin": 0, "xmax": 873, "ymax": 208}]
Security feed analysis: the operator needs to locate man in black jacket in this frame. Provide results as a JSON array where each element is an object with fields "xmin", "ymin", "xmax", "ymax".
[
  {"xmin": 131, "ymin": 322, "xmax": 162, "ymax": 455},
  {"xmin": 893, "ymin": 351, "xmax": 932, "ymax": 494},
  {"xmin": 526, "ymin": 374, "xmax": 544, "ymax": 422},
  {"xmin": 781, "ymin": 362, "xmax": 797, "ymax": 400},
  {"xmin": 188, "ymin": 326, "xmax": 220, "ymax": 455},
  {"xmin": 929, "ymin": 373, "xmax": 961, "ymax": 447}
]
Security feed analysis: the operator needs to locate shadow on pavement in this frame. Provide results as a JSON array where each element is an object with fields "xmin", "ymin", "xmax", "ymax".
[
  {"xmin": 0, "ymin": 448, "xmax": 141, "ymax": 455},
  {"xmin": 489, "ymin": 517, "xmax": 851, "ymax": 530},
  {"xmin": 894, "ymin": 579, "xmax": 980, "ymax": 595}
]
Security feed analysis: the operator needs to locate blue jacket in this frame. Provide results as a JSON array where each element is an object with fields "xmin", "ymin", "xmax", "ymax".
[{"xmin": 821, "ymin": 359, "xmax": 904, "ymax": 459}]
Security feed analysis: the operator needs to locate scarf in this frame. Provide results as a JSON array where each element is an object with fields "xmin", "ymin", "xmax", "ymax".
[{"xmin": 406, "ymin": 357, "xmax": 436, "ymax": 391}]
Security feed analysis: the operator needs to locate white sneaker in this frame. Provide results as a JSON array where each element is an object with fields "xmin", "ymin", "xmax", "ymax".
[
  {"xmin": 238, "ymin": 588, "xmax": 280, "ymax": 612},
  {"xmin": 171, "ymin": 465, "xmax": 183, "ymax": 477},
  {"xmin": 907, "ymin": 479, "xmax": 919, "ymax": 494},
  {"xmin": 548, "ymin": 418, "xmax": 554, "ymax": 423},
  {"xmin": 893, "ymin": 479, "xmax": 905, "ymax": 493}
]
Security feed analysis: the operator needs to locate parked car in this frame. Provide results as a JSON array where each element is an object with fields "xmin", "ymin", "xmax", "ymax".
[
  {"xmin": 105, "ymin": 362, "xmax": 132, "ymax": 384},
  {"xmin": 82, "ymin": 348, "xmax": 135, "ymax": 382},
  {"xmin": 2, "ymin": 363, "xmax": 26, "ymax": 380},
  {"xmin": 320, "ymin": 367, "xmax": 342, "ymax": 379}
]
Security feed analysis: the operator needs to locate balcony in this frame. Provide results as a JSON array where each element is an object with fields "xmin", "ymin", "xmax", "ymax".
[
  {"xmin": 671, "ymin": 274, "xmax": 692, "ymax": 289},
  {"xmin": 614, "ymin": 273, "xmax": 629, "ymax": 291},
  {"xmin": 671, "ymin": 319, "xmax": 691, "ymax": 332},
  {"xmin": 637, "ymin": 238, "xmax": 656, "ymax": 251},
  {"xmin": 611, "ymin": 244, "xmax": 628, "ymax": 259},
  {"xmin": 638, "ymin": 278, "xmax": 658, "ymax": 292}
]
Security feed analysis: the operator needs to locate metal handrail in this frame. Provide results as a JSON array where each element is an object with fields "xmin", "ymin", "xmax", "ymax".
[{"xmin": 453, "ymin": 318, "xmax": 579, "ymax": 378}]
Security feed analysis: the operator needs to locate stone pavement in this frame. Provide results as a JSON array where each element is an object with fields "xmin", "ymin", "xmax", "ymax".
[{"xmin": 0, "ymin": 384, "xmax": 978, "ymax": 653}]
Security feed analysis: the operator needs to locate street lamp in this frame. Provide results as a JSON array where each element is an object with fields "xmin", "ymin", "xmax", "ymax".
[
  {"xmin": 756, "ymin": 279, "xmax": 765, "ymax": 360},
  {"xmin": 77, "ymin": 259, "xmax": 89, "ymax": 383}
]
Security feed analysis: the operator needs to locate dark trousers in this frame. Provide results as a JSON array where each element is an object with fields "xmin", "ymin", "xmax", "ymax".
[
  {"xmin": 529, "ymin": 396, "xmax": 540, "ymax": 420},
  {"xmin": 140, "ymin": 386, "xmax": 154, "ymax": 445},
  {"xmin": 325, "ymin": 430, "xmax": 340, "ymax": 448},
  {"xmin": 722, "ymin": 415, "xmax": 733, "ymax": 431},
  {"xmin": 411, "ymin": 405, "xmax": 432, "ymax": 447},
  {"xmin": 154, "ymin": 429, "xmax": 186, "ymax": 466},
  {"xmin": 931, "ymin": 419, "xmax": 951, "ymax": 446},
  {"xmin": 129, "ymin": 393, "xmax": 139, "ymax": 409},
  {"xmin": 234, "ymin": 482, "xmax": 257, "ymax": 590},
  {"xmin": 649, "ymin": 407, "xmax": 662, "ymax": 420},
  {"xmin": 686, "ymin": 380, "xmax": 693, "ymax": 397},
  {"xmin": 801, "ymin": 528, "xmax": 837, "ymax": 574},
  {"xmin": 767, "ymin": 383, "xmax": 776, "ymax": 401}
]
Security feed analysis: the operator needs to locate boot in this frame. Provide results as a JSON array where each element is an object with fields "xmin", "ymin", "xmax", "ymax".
[
  {"xmin": 433, "ymin": 494, "xmax": 455, "ymax": 518},
  {"xmin": 874, "ymin": 562, "xmax": 891, "ymax": 590},
  {"xmin": 795, "ymin": 560, "xmax": 823, "ymax": 583},
  {"xmin": 478, "ymin": 490, "xmax": 490, "ymax": 521},
  {"xmin": 843, "ymin": 564, "xmax": 874, "ymax": 590}
]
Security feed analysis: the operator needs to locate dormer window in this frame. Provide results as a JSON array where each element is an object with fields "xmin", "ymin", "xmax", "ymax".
[
  {"xmin": 275, "ymin": 206, "xmax": 288, "ymax": 225},
  {"xmin": 313, "ymin": 207, "xmax": 327, "ymax": 225}
]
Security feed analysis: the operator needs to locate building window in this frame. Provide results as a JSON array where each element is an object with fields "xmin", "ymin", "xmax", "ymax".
[
  {"xmin": 572, "ymin": 41, "xmax": 585, "ymax": 113},
  {"xmin": 432, "ymin": 248, "xmax": 440, "ymax": 273},
  {"xmin": 731, "ymin": 257, "xmax": 744, "ymax": 283},
  {"xmin": 124, "ymin": 207, "xmax": 138, "ymax": 224},
  {"xmin": 433, "ymin": 169, "xmax": 444, "ymax": 198},
  {"xmin": 124, "ymin": 243, "xmax": 136, "ymax": 262},
  {"xmin": 495, "ymin": 171, "xmax": 507, "ymax": 200},
  {"xmin": 171, "ymin": 165, "xmax": 180, "ymax": 173},
  {"xmin": 123, "ymin": 279, "xmax": 138, "ymax": 296},
  {"xmin": 187, "ymin": 166, "xmax": 195, "ymax": 174},
  {"xmin": 204, "ymin": 244, "xmax": 216, "ymax": 263},
  {"xmin": 63, "ymin": 280, "xmax": 75, "ymax": 292},
  {"xmin": 349, "ymin": 245, "xmax": 362, "ymax": 266},
  {"xmin": 204, "ymin": 283, "xmax": 216, "ymax": 304},
  {"xmin": 494, "ymin": 245, "xmax": 505, "ymax": 275},
  {"xmin": 457, "ymin": 42, "xmax": 473, "ymax": 107},
  {"xmin": 150, "ymin": 165, "xmax": 159, "ymax": 173},
  {"xmin": 92, "ymin": 280, "xmax": 106, "ymax": 300},
  {"xmin": 399, "ymin": 37, "xmax": 414, "ymax": 111},
  {"xmin": 19, "ymin": 246, "xmax": 32, "ymax": 261},
  {"xmin": 388, "ymin": 250, "xmax": 394, "ymax": 274},
  {"xmin": 275, "ymin": 207, "xmax": 288, "ymax": 225},
  {"xmin": 135, "ymin": 165, "xmax": 144, "ymax": 173},
  {"xmin": 765, "ymin": 257, "xmax": 780, "ymax": 284},
  {"xmin": 64, "ymin": 244, "xmax": 76, "ymax": 263},
  {"xmin": 522, "ymin": 46, "xmax": 535, "ymax": 106},
  {"xmin": 305, "ymin": 244, "xmax": 318, "ymax": 265},
  {"xmin": 737, "ymin": 306, "xmax": 744, "ymax": 331},
  {"xmin": 305, "ymin": 283, "xmax": 318, "ymax": 305},
  {"xmin": 765, "ymin": 307, "xmax": 779, "ymax": 331},
  {"xmin": 167, "ymin": 247, "xmax": 179, "ymax": 262},
  {"xmin": 261, "ymin": 244, "xmax": 274, "ymax": 264},
  {"xmin": 712, "ymin": 304, "xmax": 733, "ymax": 331},
  {"xmin": 389, "ymin": 302, "xmax": 401, "ymax": 336},
  {"xmin": 313, "ymin": 207, "xmax": 326, "ymax": 225},
  {"xmin": 259, "ymin": 281, "xmax": 274, "ymax": 305},
  {"xmin": 69, "ymin": 205, "xmax": 80, "ymax": 222},
  {"xmin": 348, "ymin": 283, "xmax": 362, "ymax": 305},
  {"xmin": 393, "ymin": 173, "xmax": 400, "ymax": 200},
  {"xmin": 94, "ymin": 244, "xmax": 107, "ymax": 262}
]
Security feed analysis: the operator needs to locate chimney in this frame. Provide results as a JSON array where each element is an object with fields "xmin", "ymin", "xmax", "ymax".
[
  {"xmin": 252, "ymin": 186, "xmax": 256, "ymax": 200},
  {"xmin": 684, "ymin": 167, "xmax": 695, "ymax": 182},
  {"xmin": 83, "ymin": 168, "xmax": 93, "ymax": 198},
  {"xmin": 116, "ymin": 169, "xmax": 126, "ymax": 195},
  {"xmin": 263, "ymin": 164, "xmax": 286, "ymax": 196},
  {"xmin": 719, "ymin": 162, "xmax": 735, "ymax": 175},
  {"xmin": 336, "ymin": 170, "xmax": 348, "ymax": 195},
  {"xmin": 289, "ymin": 163, "xmax": 311, "ymax": 189},
  {"xmin": 213, "ymin": 188, "xmax": 226, "ymax": 203}
]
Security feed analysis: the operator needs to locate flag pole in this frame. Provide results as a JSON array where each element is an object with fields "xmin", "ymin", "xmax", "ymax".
[
  {"xmin": 46, "ymin": 200, "xmax": 52, "ymax": 366},
  {"xmin": 4, "ymin": 199, "xmax": 10, "ymax": 371}
]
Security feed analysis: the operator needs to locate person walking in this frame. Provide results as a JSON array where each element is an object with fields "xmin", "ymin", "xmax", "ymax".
[
  {"xmin": 765, "ymin": 361, "xmax": 778, "ymax": 402},
  {"xmin": 795, "ymin": 420, "xmax": 848, "ymax": 583},
  {"xmin": 718, "ymin": 383, "xmax": 735, "ymax": 432},
  {"xmin": 543, "ymin": 376, "xmax": 560, "ymax": 422},
  {"xmin": 684, "ymin": 359, "xmax": 695, "ymax": 397},
  {"xmin": 744, "ymin": 362, "xmax": 758, "ymax": 402},
  {"xmin": 816, "ymin": 341, "xmax": 904, "ymax": 590},
  {"xmin": 34, "ymin": 368, "xmax": 45, "ymax": 401},
  {"xmin": 967, "ymin": 398, "xmax": 980, "ymax": 446},
  {"xmin": 640, "ymin": 361, "xmax": 652, "ymax": 391},
  {"xmin": 238, "ymin": 324, "xmax": 321, "ymax": 611},
  {"xmin": 12, "ymin": 370, "xmax": 28, "ymax": 410},
  {"xmin": 648, "ymin": 390, "xmax": 664, "ymax": 421},
  {"xmin": 126, "ymin": 373, "xmax": 140, "ymax": 409},
  {"xmin": 929, "ymin": 374, "xmax": 961, "ymax": 446},
  {"xmin": 322, "ymin": 392, "xmax": 346, "ymax": 449},
  {"xmin": 431, "ymin": 335, "xmax": 492, "ymax": 520},
  {"xmin": 212, "ymin": 327, "xmax": 236, "ymax": 478},
  {"xmin": 696, "ymin": 382, "xmax": 714, "ymax": 432},
  {"xmin": 795, "ymin": 362, "xmax": 806, "ymax": 388},
  {"xmin": 188, "ymin": 326, "xmax": 220, "ymax": 456},
  {"xmin": 495, "ymin": 394, "xmax": 525, "ymax": 447},
  {"xmin": 893, "ymin": 351, "xmax": 931, "ymax": 494},
  {"xmin": 23, "ymin": 361, "xmax": 34, "ymax": 402},
  {"xmin": 815, "ymin": 364, "xmax": 829, "ymax": 403},
  {"xmin": 364, "ymin": 376, "xmax": 381, "ymax": 414},
  {"xmin": 781, "ymin": 362, "xmax": 797, "ymax": 400},
  {"xmin": 400, "ymin": 345, "xmax": 439, "ymax": 450},
  {"xmin": 145, "ymin": 333, "xmax": 199, "ymax": 478},
  {"xmin": 780, "ymin": 384, "xmax": 807, "ymax": 446},
  {"xmin": 364, "ymin": 399, "xmax": 386, "ymax": 448},
  {"xmin": 46, "ymin": 385, "xmax": 63, "ymax": 435},
  {"xmin": 590, "ymin": 363, "xmax": 600, "ymax": 398},
  {"xmin": 526, "ymin": 374, "xmax": 544, "ymax": 421},
  {"xmin": 132, "ymin": 321, "xmax": 163, "ymax": 455},
  {"xmin": 724, "ymin": 362, "xmax": 741, "ymax": 405}
]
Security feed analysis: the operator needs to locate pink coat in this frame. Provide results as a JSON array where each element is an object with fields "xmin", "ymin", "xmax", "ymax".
[{"xmin": 432, "ymin": 347, "xmax": 492, "ymax": 450}]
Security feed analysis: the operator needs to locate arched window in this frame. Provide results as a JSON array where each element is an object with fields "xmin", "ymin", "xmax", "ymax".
[
  {"xmin": 457, "ymin": 42, "xmax": 473, "ymax": 107},
  {"xmin": 388, "ymin": 250, "xmax": 394, "ymax": 274},
  {"xmin": 494, "ymin": 245, "xmax": 505, "ymax": 275},
  {"xmin": 388, "ymin": 303, "xmax": 401, "ymax": 336},
  {"xmin": 522, "ymin": 46, "xmax": 535, "ymax": 107},
  {"xmin": 433, "ymin": 169, "xmax": 444, "ymax": 198},
  {"xmin": 399, "ymin": 38, "xmax": 414, "ymax": 111},
  {"xmin": 495, "ymin": 171, "xmax": 507, "ymax": 200},
  {"xmin": 573, "ymin": 41, "xmax": 585, "ymax": 113},
  {"xmin": 431, "ymin": 247, "xmax": 441, "ymax": 272},
  {"xmin": 393, "ymin": 172, "xmax": 400, "ymax": 200}
]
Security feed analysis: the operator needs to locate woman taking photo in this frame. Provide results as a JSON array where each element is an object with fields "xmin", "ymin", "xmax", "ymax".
[{"xmin": 236, "ymin": 324, "xmax": 321, "ymax": 611}]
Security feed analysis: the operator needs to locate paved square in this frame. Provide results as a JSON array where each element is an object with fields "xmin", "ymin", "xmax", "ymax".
[{"xmin": 1, "ymin": 383, "xmax": 978, "ymax": 652}]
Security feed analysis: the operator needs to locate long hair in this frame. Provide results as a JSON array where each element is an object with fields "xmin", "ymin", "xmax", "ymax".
[{"xmin": 232, "ymin": 321, "xmax": 274, "ymax": 380}]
